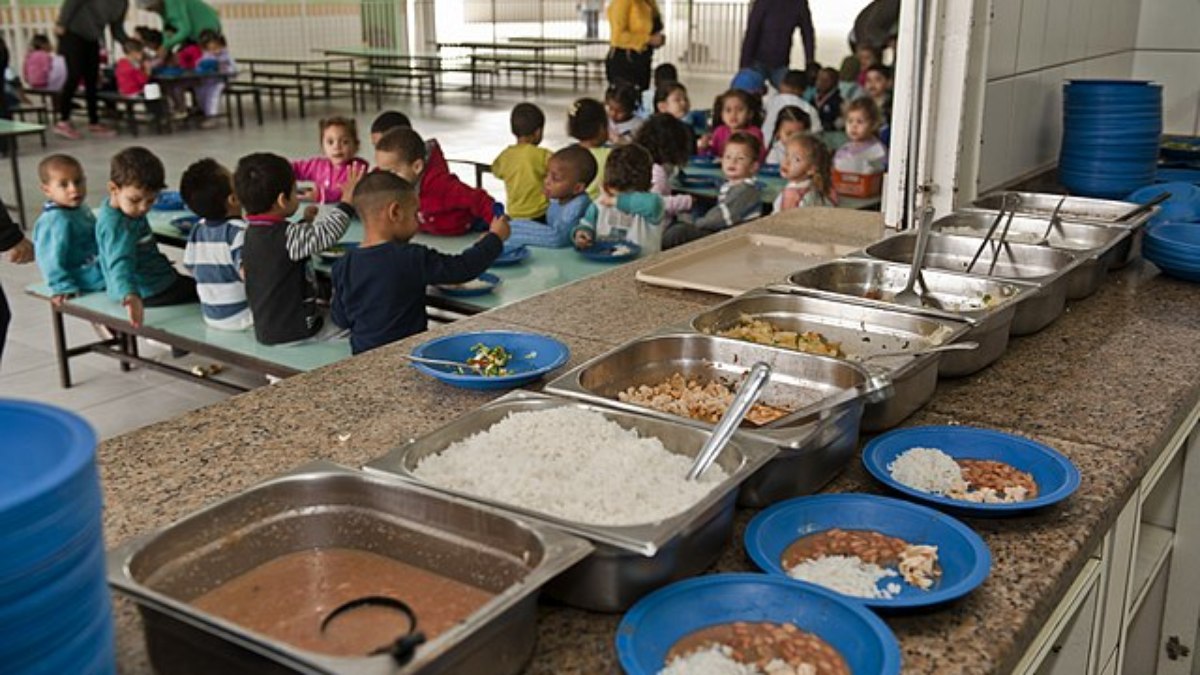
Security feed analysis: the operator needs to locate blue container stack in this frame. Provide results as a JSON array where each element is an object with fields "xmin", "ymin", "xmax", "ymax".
[
  {"xmin": 0, "ymin": 401, "xmax": 115, "ymax": 675},
  {"xmin": 1143, "ymin": 223, "xmax": 1200, "ymax": 283},
  {"xmin": 1060, "ymin": 80, "xmax": 1163, "ymax": 199}
]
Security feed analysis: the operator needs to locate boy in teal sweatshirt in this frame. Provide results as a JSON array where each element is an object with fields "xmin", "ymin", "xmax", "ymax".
[
  {"xmin": 571, "ymin": 144, "xmax": 665, "ymax": 254},
  {"xmin": 95, "ymin": 147, "xmax": 197, "ymax": 327},
  {"xmin": 33, "ymin": 155, "xmax": 105, "ymax": 303}
]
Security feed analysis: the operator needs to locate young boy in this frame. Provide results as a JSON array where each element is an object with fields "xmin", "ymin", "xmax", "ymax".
[
  {"xmin": 33, "ymin": 155, "xmax": 105, "ymax": 304},
  {"xmin": 641, "ymin": 62, "xmax": 678, "ymax": 117},
  {"xmin": 813, "ymin": 67, "xmax": 844, "ymax": 131},
  {"xmin": 374, "ymin": 127, "xmax": 497, "ymax": 236},
  {"xmin": 663, "ymin": 132, "xmax": 764, "ymax": 250},
  {"xmin": 94, "ymin": 148, "xmax": 197, "ymax": 327},
  {"xmin": 762, "ymin": 69, "xmax": 823, "ymax": 144},
  {"xmin": 331, "ymin": 171, "xmax": 510, "ymax": 354},
  {"xmin": 114, "ymin": 38, "xmax": 149, "ymax": 97},
  {"xmin": 369, "ymin": 110, "xmax": 412, "ymax": 147},
  {"xmin": 509, "ymin": 145, "xmax": 597, "ymax": 248},
  {"xmin": 862, "ymin": 64, "xmax": 893, "ymax": 125},
  {"xmin": 234, "ymin": 153, "xmax": 360, "ymax": 345},
  {"xmin": 180, "ymin": 158, "xmax": 251, "ymax": 331},
  {"xmin": 491, "ymin": 103, "xmax": 552, "ymax": 221},
  {"xmin": 571, "ymin": 144, "xmax": 665, "ymax": 254}
]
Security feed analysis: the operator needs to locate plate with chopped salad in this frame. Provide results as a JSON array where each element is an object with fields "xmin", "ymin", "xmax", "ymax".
[{"xmin": 409, "ymin": 331, "xmax": 571, "ymax": 390}]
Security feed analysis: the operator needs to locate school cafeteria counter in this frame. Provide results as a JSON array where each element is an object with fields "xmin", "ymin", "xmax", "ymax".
[{"xmin": 101, "ymin": 206, "xmax": 1200, "ymax": 673}]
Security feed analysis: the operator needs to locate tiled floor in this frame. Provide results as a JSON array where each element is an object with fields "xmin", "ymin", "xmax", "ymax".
[{"xmin": 0, "ymin": 73, "xmax": 730, "ymax": 439}]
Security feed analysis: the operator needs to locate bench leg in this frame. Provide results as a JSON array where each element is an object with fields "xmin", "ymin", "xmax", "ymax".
[
  {"xmin": 126, "ymin": 102, "xmax": 140, "ymax": 138},
  {"xmin": 296, "ymin": 87, "xmax": 306, "ymax": 118},
  {"xmin": 118, "ymin": 332, "xmax": 133, "ymax": 372},
  {"xmin": 51, "ymin": 308, "xmax": 72, "ymax": 388}
]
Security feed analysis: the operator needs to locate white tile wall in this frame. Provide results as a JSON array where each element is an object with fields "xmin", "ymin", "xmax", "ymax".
[
  {"xmin": 980, "ymin": 80, "xmax": 1016, "ymax": 190},
  {"xmin": 1067, "ymin": 0, "xmax": 1093, "ymax": 61},
  {"xmin": 1043, "ymin": 0, "xmax": 1071, "ymax": 67},
  {"xmin": 1016, "ymin": 0, "xmax": 1049, "ymax": 73},
  {"xmin": 1136, "ymin": 0, "xmax": 1200, "ymax": 49},
  {"xmin": 1133, "ymin": 52, "xmax": 1200, "ymax": 134},
  {"xmin": 987, "ymin": 0, "xmax": 1022, "ymax": 79}
]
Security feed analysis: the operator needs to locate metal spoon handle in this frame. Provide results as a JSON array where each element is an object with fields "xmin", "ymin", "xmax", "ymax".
[
  {"xmin": 401, "ymin": 354, "xmax": 481, "ymax": 372},
  {"xmin": 687, "ymin": 362, "xmax": 772, "ymax": 481},
  {"xmin": 966, "ymin": 195, "xmax": 1010, "ymax": 273},
  {"xmin": 861, "ymin": 341, "xmax": 980, "ymax": 361},
  {"xmin": 1117, "ymin": 191, "xmax": 1170, "ymax": 222}
]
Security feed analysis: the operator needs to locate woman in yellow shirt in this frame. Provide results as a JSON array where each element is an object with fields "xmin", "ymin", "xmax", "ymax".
[{"xmin": 605, "ymin": 0, "xmax": 665, "ymax": 92}]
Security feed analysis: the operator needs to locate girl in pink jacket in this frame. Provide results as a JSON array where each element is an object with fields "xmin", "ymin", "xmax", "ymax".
[{"xmin": 293, "ymin": 117, "xmax": 370, "ymax": 204}]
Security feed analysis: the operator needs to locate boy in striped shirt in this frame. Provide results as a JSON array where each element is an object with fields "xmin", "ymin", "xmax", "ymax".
[{"xmin": 181, "ymin": 159, "xmax": 252, "ymax": 331}]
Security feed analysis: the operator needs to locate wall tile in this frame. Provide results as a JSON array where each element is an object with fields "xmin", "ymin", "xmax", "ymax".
[
  {"xmin": 979, "ymin": 80, "xmax": 1016, "ymax": 191},
  {"xmin": 1133, "ymin": 52, "xmax": 1200, "ymax": 135},
  {"xmin": 1086, "ymin": 0, "xmax": 1111, "ymax": 58},
  {"xmin": 988, "ymin": 0, "xmax": 1023, "ymax": 79},
  {"xmin": 1136, "ymin": 0, "xmax": 1200, "ymax": 50},
  {"xmin": 1068, "ymin": 0, "xmax": 1092, "ymax": 61},
  {"xmin": 1016, "ymin": 0, "xmax": 1049, "ymax": 72},
  {"xmin": 1010, "ymin": 73, "xmax": 1046, "ymax": 176},
  {"xmin": 1039, "ymin": 67, "xmax": 1068, "ymax": 165},
  {"xmin": 1043, "ymin": 0, "xmax": 1071, "ymax": 66}
]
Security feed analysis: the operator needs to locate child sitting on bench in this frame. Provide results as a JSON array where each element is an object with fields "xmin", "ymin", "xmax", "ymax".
[
  {"xmin": 33, "ymin": 155, "xmax": 105, "ymax": 304},
  {"xmin": 181, "ymin": 158, "xmax": 252, "ymax": 331}
]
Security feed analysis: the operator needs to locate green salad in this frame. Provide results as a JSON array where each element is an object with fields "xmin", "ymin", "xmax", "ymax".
[{"xmin": 465, "ymin": 343, "xmax": 513, "ymax": 377}]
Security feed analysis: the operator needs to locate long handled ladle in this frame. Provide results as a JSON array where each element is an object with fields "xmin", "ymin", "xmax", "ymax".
[{"xmin": 686, "ymin": 362, "xmax": 772, "ymax": 481}]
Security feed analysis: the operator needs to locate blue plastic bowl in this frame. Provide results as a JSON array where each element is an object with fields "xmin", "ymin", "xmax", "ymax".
[
  {"xmin": 1128, "ymin": 183, "xmax": 1200, "ymax": 224},
  {"xmin": 745, "ymin": 494, "xmax": 991, "ymax": 610},
  {"xmin": 1143, "ymin": 236, "xmax": 1200, "ymax": 261},
  {"xmin": 491, "ymin": 244, "xmax": 530, "ymax": 267},
  {"xmin": 616, "ymin": 574, "xmax": 901, "ymax": 675},
  {"xmin": 1145, "ymin": 223, "xmax": 1200, "ymax": 251},
  {"xmin": 862, "ymin": 426, "xmax": 1081, "ymax": 517},
  {"xmin": 170, "ymin": 215, "xmax": 199, "ymax": 236},
  {"xmin": 435, "ymin": 272, "xmax": 501, "ymax": 297},
  {"xmin": 579, "ymin": 240, "xmax": 642, "ymax": 262},
  {"xmin": 409, "ymin": 330, "xmax": 570, "ymax": 390},
  {"xmin": 151, "ymin": 191, "xmax": 185, "ymax": 211},
  {"xmin": 1143, "ymin": 241, "xmax": 1200, "ymax": 270}
]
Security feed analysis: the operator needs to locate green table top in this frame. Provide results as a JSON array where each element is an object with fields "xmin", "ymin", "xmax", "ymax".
[{"xmin": 0, "ymin": 118, "xmax": 47, "ymax": 136}]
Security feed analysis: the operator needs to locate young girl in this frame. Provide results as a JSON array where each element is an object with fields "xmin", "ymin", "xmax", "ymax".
[
  {"xmin": 195, "ymin": 31, "xmax": 235, "ymax": 128},
  {"xmin": 775, "ymin": 134, "xmax": 837, "ymax": 211},
  {"xmin": 23, "ymin": 35, "xmax": 66, "ymax": 91},
  {"xmin": 833, "ymin": 98, "xmax": 888, "ymax": 196},
  {"xmin": 605, "ymin": 81, "xmax": 643, "ymax": 144},
  {"xmin": 701, "ymin": 88, "xmax": 765, "ymax": 161},
  {"xmin": 567, "ymin": 97, "xmax": 611, "ymax": 200},
  {"xmin": 654, "ymin": 81, "xmax": 707, "ymax": 143},
  {"xmin": 633, "ymin": 113, "xmax": 694, "ymax": 221},
  {"xmin": 293, "ymin": 117, "xmax": 370, "ymax": 204},
  {"xmin": 765, "ymin": 106, "xmax": 812, "ymax": 165}
]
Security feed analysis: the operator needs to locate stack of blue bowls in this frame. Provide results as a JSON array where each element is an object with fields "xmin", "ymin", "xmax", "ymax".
[
  {"xmin": 1060, "ymin": 80, "xmax": 1163, "ymax": 199},
  {"xmin": 1144, "ymin": 223, "xmax": 1200, "ymax": 282},
  {"xmin": 1128, "ymin": 182, "xmax": 1200, "ymax": 226},
  {"xmin": 1, "ymin": 401, "xmax": 115, "ymax": 674}
]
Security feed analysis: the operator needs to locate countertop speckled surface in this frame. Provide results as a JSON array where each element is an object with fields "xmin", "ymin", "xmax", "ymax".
[{"xmin": 99, "ymin": 208, "xmax": 1200, "ymax": 674}]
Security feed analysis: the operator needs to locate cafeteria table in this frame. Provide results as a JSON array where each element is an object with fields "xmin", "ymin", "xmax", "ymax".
[{"xmin": 0, "ymin": 118, "xmax": 47, "ymax": 227}]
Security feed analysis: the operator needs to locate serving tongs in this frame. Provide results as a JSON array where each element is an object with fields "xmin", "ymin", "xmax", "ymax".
[
  {"xmin": 1036, "ymin": 194, "xmax": 1069, "ymax": 245},
  {"xmin": 966, "ymin": 192, "xmax": 1020, "ymax": 275},
  {"xmin": 686, "ymin": 362, "xmax": 771, "ymax": 480}
]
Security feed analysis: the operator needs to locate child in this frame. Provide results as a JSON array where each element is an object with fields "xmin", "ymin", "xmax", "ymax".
[
  {"xmin": 571, "ymin": 144, "xmax": 665, "ymax": 255},
  {"xmin": 95, "ymin": 148, "xmax": 198, "ymax": 328},
  {"xmin": 491, "ymin": 103, "xmax": 552, "ymax": 221},
  {"xmin": 702, "ymin": 89, "xmax": 765, "ymax": 161},
  {"xmin": 775, "ymin": 134, "xmax": 837, "ymax": 211},
  {"xmin": 654, "ymin": 81, "xmax": 707, "ymax": 144},
  {"xmin": 33, "ymin": 155, "xmax": 105, "ymax": 304},
  {"xmin": 641, "ymin": 63, "xmax": 677, "ymax": 117},
  {"xmin": 331, "ymin": 171, "xmax": 510, "ymax": 354},
  {"xmin": 567, "ymin": 97, "xmax": 611, "ymax": 200},
  {"xmin": 663, "ymin": 132, "xmax": 764, "ymax": 250},
  {"xmin": 195, "ymin": 31, "xmax": 235, "ymax": 128},
  {"xmin": 606, "ymin": 81, "xmax": 643, "ymax": 144},
  {"xmin": 23, "ymin": 35, "xmax": 66, "ymax": 91},
  {"xmin": 762, "ymin": 69, "xmax": 823, "ymax": 145},
  {"xmin": 633, "ymin": 114, "xmax": 694, "ymax": 221},
  {"xmin": 235, "ymin": 152, "xmax": 360, "ymax": 345},
  {"xmin": 180, "ymin": 159, "xmax": 252, "ymax": 331},
  {"xmin": 765, "ymin": 106, "xmax": 812, "ymax": 165},
  {"xmin": 369, "ymin": 110, "xmax": 412, "ymax": 146},
  {"xmin": 862, "ymin": 64, "xmax": 893, "ymax": 124},
  {"xmin": 509, "ymin": 145, "xmax": 597, "ymax": 249},
  {"xmin": 292, "ymin": 116, "xmax": 370, "ymax": 204},
  {"xmin": 114, "ymin": 38, "xmax": 149, "ymax": 98},
  {"xmin": 813, "ymin": 67, "xmax": 844, "ymax": 131},
  {"xmin": 834, "ymin": 98, "xmax": 888, "ymax": 177},
  {"xmin": 853, "ymin": 45, "xmax": 882, "ymax": 87},
  {"xmin": 375, "ymin": 127, "xmax": 496, "ymax": 236}
]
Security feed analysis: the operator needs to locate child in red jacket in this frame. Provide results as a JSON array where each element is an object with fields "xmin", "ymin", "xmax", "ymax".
[
  {"xmin": 114, "ymin": 38, "xmax": 149, "ymax": 97},
  {"xmin": 374, "ymin": 127, "xmax": 496, "ymax": 236}
]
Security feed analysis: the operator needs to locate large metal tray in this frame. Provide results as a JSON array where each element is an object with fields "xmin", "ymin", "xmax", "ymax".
[
  {"xmin": 686, "ymin": 290, "xmax": 971, "ymax": 431},
  {"xmin": 972, "ymin": 191, "xmax": 1148, "ymax": 226},
  {"xmin": 544, "ymin": 332, "xmax": 873, "ymax": 506},
  {"xmin": 364, "ymin": 392, "xmax": 775, "ymax": 612},
  {"xmin": 107, "ymin": 462, "xmax": 592, "ymax": 675}
]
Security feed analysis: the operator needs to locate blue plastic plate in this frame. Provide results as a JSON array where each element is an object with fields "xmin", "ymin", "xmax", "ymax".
[
  {"xmin": 616, "ymin": 574, "xmax": 901, "ymax": 675},
  {"xmin": 862, "ymin": 426, "xmax": 1081, "ymax": 517},
  {"xmin": 745, "ymin": 494, "xmax": 991, "ymax": 610},
  {"xmin": 678, "ymin": 174, "xmax": 723, "ymax": 189},
  {"xmin": 152, "ymin": 191, "xmax": 185, "ymax": 211},
  {"xmin": 435, "ymin": 272, "xmax": 501, "ymax": 297},
  {"xmin": 491, "ymin": 244, "xmax": 530, "ymax": 267},
  {"xmin": 689, "ymin": 155, "xmax": 719, "ymax": 168},
  {"xmin": 579, "ymin": 241, "xmax": 641, "ymax": 262},
  {"xmin": 318, "ymin": 241, "xmax": 359, "ymax": 263},
  {"xmin": 170, "ymin": 215, "xmax": 199, "ymax": 236},
  {"xmin": 409, "ymin": 330, "xmax": 570, "ymax": 390}
]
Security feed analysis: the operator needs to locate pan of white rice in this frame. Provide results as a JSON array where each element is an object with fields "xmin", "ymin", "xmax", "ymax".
[{"xmin": 363, "ymin": 391, "xmax": 776, "ymax": 612}]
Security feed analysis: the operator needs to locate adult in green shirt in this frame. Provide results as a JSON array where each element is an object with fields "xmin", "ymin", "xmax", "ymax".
[{"xmin": 138, "ymin": 0, "xmax": 222, "ymax": 50}]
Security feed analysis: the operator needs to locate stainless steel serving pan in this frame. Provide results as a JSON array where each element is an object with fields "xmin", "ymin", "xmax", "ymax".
[
  {"xmin": 107, "ymin": 462, "xmax": 593, "ymax": 675},
  {"xmin": 364, "ymin": 392, "xmax": 775, "ymax": 613},
  {"xmin": 544, "ymin": 332, "xmax": 873, "ymax": 506},
  {"xmin": 685, "ymin": 290, "xmax": 971, "ymax": 431}
]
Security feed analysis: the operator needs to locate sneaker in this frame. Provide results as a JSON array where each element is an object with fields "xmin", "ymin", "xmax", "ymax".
[
  {"xmin": 53, "ymin": 121, "xmax": 82, "ymax": 140},
  {"xmin": 88, "ymin": 124, "xmax": 117, "ymax": 138},
  {"xmin": 198, "ymin": 117, "xmax": 220, "ymax": 130}
]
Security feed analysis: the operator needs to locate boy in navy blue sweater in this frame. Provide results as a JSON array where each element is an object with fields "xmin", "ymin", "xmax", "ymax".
[{"xmin": 331, "ymin": 171, "xmax": 509, "ymax": 354}]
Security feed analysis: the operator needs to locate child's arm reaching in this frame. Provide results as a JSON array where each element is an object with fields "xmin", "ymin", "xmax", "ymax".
[
  {"xmin": 615, "ymin": 192, "xmax": 665, "ymax": 224},
  {"xmin": 94, "ymin": 211, "xmax": 144, "ymax": 326},
  {"xmin": 508, "ymin": 195, "xmax": 590, "ymax": 248},
  {"xmin": 284, "ymin": 204, "xmax": 353, "ymax": 261},
  {"xmin": 570, "ymin": 203, "xmax": 599, "ymax": 249},
  {"xmin": 421, "ymin": 231, "xmax": 505, "ymax": 286}
]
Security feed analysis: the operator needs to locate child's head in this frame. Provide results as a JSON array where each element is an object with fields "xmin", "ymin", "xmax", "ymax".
[
  {"xmin": 654, "ymin": 82, "xmax": 690, "ymax": 119},
  {"xmin": 863, "ymin": 64, "xmax": 893, "ymax": 100},
  {"xmin": 714, "ymin": 88, "xmax": 761, "ymax": 131},
  {"xmin": 108, "ymin": 147, "xmax": 166, "ymax": 218},
  {"xmin": 123, "ymin": 38, "xmax": 145, "ymax": 63},
  {"xmin": 856, "ymin": 44, "xmax": 882, "ymax": 70},
  {"xmin": 234, "ymin": 153, "xmax": 298, "ymax": 217},
  {"xmin": 139, "ymin": 28, "xmax": 163, "ymax": 51},
  {"xmin": 602, "ymin": 144, "xmax": 654, "ymax": 194},
  {"xmin": 817, "ymin": 67, "xmax": 839, "ymax": 94},
  {"xmin": 199, "ymin": 30, "xmax": 225, "ymax": 54},
  {"xmin": 180, "ymin": 158, "xmax": 239, "ymax": 220},
  {"xmin": 653, "ymin": 63, "xmax": 678, "ymax": 91},
  {"xmin": 374, "ymin": 127, "xmax": 428, "ymax": 184},
  {"xmin": 567, "ymin": 97, "xmax": 608, "ymax": 146},
  {"xmin": 845, "ymin": 98, "xmax": 882, "ymax": 142},
  {"xmin": 730, "ymin": 68, "xmax": 767, "ymax": 97},
  {"xmin": 604, "ymin": 82, "xmax": 639, "ymax": 124},
  {"xmin": 38, "ymin": 155, "xmax": 86, "ymax": 208},
  {"xmin": 510, "ymin": 102, "xmax": 545, "ymax": 144},
  {"xmin": 318, "ymin": 116, "xmax": 361, "ymax": 166},
  {"xmin": 772, "ymin": 106, "xmax": 812, "ymax": 143},
  {"xmin": 543, "ymin": 145, "xmax": 598, "ymax": 201},
  {"xmin": 30, "ymin": 34, "xmax": 52, "ymax": 52},
  {"xmin": 779, "ymin": 70, "xmax": 810, "ymax": 96},
  {"xmin": 721, "ymin": 132, "xmax": 762, "ymax": 181},
  {"xmin": 633, "ymin": 113, "xmax": 692, "ymax": 168},
  {"xmin": 781, "ymin": 133, "xmax": 832, "ymax": 194},
  {"xmin": 353, "ymin": 170, "xmax": 420, "ymax": 243},
  {"xmin": 369, "ymin": 110, "xmax": 412, "ymax": 146}
]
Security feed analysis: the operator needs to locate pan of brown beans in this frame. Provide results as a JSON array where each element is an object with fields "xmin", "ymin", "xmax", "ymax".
[
  {"xmin": 781, "ymin": 528, "xmax": 910, "ymax": 569},
  {"xmin": 668, "ymin": 621, "xmax": 850, "ymax": 675},
  {"xmin": 958, "ymin": 459, "xmax": 1039, "ymax": 498}
]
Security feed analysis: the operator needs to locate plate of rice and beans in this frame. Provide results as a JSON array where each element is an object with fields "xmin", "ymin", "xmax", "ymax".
[
  {"xmin": 745, "ymin": 494, "xmax": 990, "ymax": 610},
  {"xmin": 862, "ymin": 426, "xmax": 1081, "ymax": 516},
  {"xmin": 617, "ymin": 574, "xmax": 900, "ymax": 675}
]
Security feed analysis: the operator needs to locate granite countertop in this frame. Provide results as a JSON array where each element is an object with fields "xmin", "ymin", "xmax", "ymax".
[{"xmin": 99, "ymin": 208, "xmax": 1200, "ymax": 674}]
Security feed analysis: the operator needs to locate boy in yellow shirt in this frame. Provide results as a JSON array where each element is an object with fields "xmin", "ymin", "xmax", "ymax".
[{"xmin": 491, "ymin": 103, "xmax": 552, "ymax": 221}]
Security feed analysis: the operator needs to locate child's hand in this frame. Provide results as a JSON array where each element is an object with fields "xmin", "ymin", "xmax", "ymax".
[
  {"xmin": 123, "ymin": 294, "xmax": 144, "ymax": 328},
  {"xmin": 488, "ymin": 216, "xmax": 511, "ymax": 241},
  {"xmin": 5, "ymin": 238, "xmax": 34, "ymax": 264},
  {"xmin": 340, "ymin": 165, "xmax": 366, "ymax": 204},
  {"xmin": 302, "ymin": 205, "xmax": 319, "ymax": 223},
  {"xmin": 597, "ymin": 192, "xmax": 616, "ymax": 208},
  {"xmin": 573, "ymin": 230, "xmax": 593, "ymax": 249},
  {"xmin": 51, "ymin": 293, "xmax": 71, "ymax": 308},
  {"xmin": 697, "ymin": 134, "xmax": 712, "ymax": 153}
]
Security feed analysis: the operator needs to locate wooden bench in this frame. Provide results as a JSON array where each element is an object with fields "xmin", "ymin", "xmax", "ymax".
[
  {"xmin": 224, "ymin": 84, "xmax": 264, "ymax": 127},
  {"xmin": 97, "ymin": 92, "xmax": 170, "ymax": 136},
  {"xmin": 26, "ymin": 284, "xmax": 350, "ymax": 393},
  {"xmin": 245, "ymin": 76, "xmax": 306, "ymax": 119}
]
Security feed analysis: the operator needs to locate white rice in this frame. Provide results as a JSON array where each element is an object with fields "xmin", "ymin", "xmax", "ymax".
[
  {"xmin": 887, "ymin": 447, "xmax": 967, "ymax": 495},
  {"xmin": 786, "ymin": 555, "xmax": 902, "ymax": 599},
  {"xmin": 413, "ymin": 408, "xmax": 727, "ymax": 526},
  {"xmin": 659, "ymin": 646, "xmax": 813, "ymax": 675}
]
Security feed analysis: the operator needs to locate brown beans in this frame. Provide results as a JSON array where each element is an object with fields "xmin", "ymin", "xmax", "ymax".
[
  {"xmin": 667, "ymin": 621, "xmax": 850, "ymax": 675},
  {"xmin": 782, "ymin": 528, "xmax": 910, "ymax": 569},
  {"xmin": 958, "ymin": 459, "xmax": 1039, "ymax": 498}
]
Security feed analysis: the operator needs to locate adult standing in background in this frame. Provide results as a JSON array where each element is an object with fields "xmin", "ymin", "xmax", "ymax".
[
  {"xmin": 578, "ymin": 0, "xmax": 604, "ymax": 40},
  {"xmin": 0, "ymin": 196, "xmax": 35, "ymax": 366},
  {"xmin": 606, "ymin": 0, "xmax": 664, "ymax": 92},
  {"xmin": 138, "ymin": 0, "xmax": 222, "ymax": 51},
  {"xmin": 739, "ymin": 0, "xmax": 816, "ymax": 90},
  {"xmin": 53, "ymin": 0, "xmax": 128, "ymax": 140}
]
